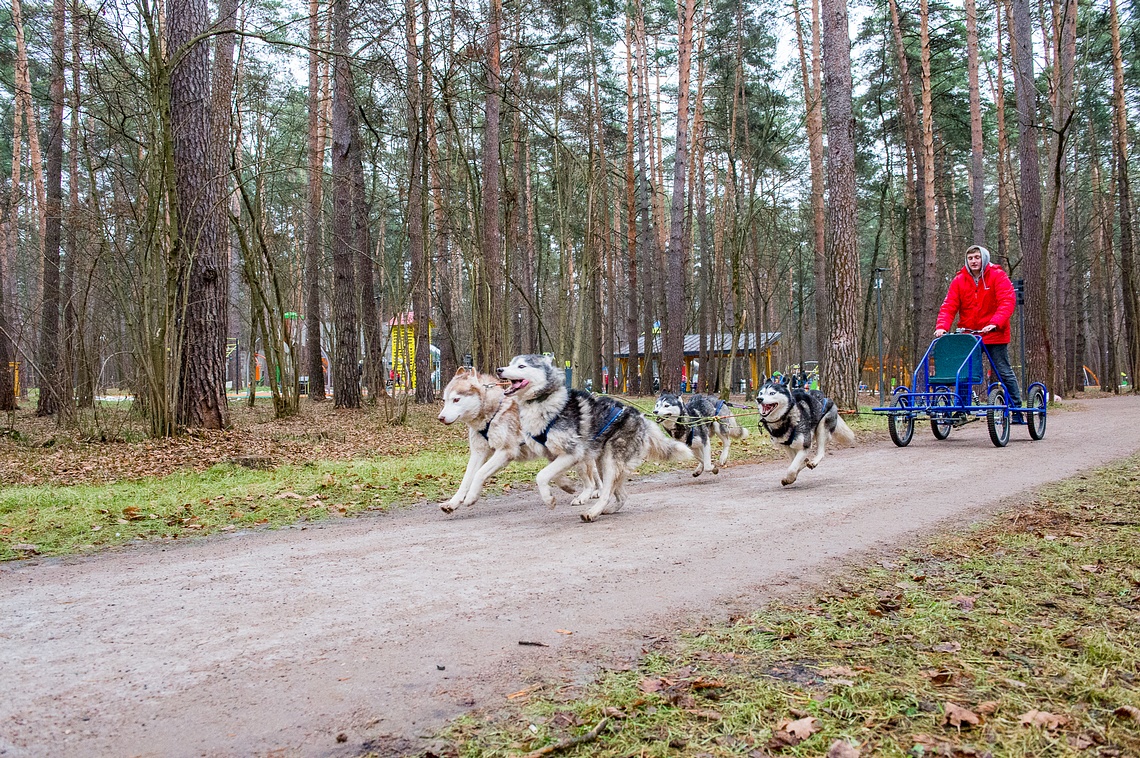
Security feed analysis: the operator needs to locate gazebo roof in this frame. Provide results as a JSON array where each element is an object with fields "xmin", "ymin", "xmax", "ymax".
[{"xmin": 615, "ymin": 331, "xmax": 780, "ymax": 358}]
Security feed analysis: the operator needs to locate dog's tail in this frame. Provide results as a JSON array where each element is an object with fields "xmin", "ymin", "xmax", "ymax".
[
  {"xmin": 721, "ymin": 416, "xmax": 749, "ymax": 439},
  {"xmin": 832, "ymin": 414, "xmax": 856, "ymax": 446},
  {"xmin": 645, "ymin": 418, "xmax": 694, "ymax": 461}
]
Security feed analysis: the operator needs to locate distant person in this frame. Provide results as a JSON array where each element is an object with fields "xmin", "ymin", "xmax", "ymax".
[{"xmin": 934, "ymin": 245, "xmax": 1021, "ymax": 408}]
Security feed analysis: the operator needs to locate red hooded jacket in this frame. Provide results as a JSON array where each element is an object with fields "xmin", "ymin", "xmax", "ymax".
[{"xmin": 935, "ymin": 264, "xmax": 1016, "ymax": 345}]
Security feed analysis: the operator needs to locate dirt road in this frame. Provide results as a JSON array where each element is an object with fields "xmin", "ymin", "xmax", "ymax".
[{"xmin": 2, "ymin": 395, "xmax": 1138, "ymax": 758}]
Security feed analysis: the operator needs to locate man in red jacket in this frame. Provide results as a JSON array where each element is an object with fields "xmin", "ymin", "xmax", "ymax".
[{"xmin": 934, "ymin": 245, "xmax": 1022, "ymax": 408}]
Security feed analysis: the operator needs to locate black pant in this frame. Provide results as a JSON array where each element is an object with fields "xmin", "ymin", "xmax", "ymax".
[{"xmin": 987, "ymin": 342, "xmax": 1022, "ymax": 407}]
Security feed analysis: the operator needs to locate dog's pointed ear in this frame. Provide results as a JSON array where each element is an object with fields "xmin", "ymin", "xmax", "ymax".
[{"xmin": 758, "ymin": 374, "xmax": 767, "ymax": 386}]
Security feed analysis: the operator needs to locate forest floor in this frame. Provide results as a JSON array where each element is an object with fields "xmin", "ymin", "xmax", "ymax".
[{"xmin": 0, "ymin": 393, "xmax": 1137, "ymax": 757}]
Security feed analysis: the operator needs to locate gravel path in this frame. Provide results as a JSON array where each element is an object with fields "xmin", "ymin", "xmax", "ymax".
[{"xmin": 2, "ymin": 395, "xmax": 1138, "ymax": 757}]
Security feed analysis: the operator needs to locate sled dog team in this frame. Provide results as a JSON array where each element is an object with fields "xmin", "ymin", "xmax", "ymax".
[{"xmin": 437, "ymin": 354, "xmax": 855, "ymax": 522}]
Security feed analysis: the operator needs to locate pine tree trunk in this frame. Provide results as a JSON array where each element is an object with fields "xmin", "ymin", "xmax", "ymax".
[
  {"xmin": 475, "ymin": 0, "xmax": 504, "ymax": 369},
  {"xmin": 965, "ymin": 0, "xmax": 985, "ymax": 246},
  {"xmin": 995, "ymin": 0, "xmax": 1011, "ymax": 265},
  {"xmin": 918, "ymin": 0, "xmax": 938, "ymax": 348},
  {"xmin": 821, "ymin": 0, "xmax": 860, "ymax": 410},
  {"xmin": 304, "ymin": 0, "xmax": 327, "ymax": 401},
  {"xmin": 662, "ymin": 0, "xmax": 695, "ymax": 393},
  {"xmin": 1011, "ymin": 0, "xmax": 1049, "ymax": 384},
  {"xmin": 407, "ymin": 0, "xmax": 432, "ymax": 402},
  {"xmin": 624, "ymin": 13, "xmax": 640, "ymax": 394},
  {"xmin": 1110, "ymin": 0, "xmax": 1139, "ymax": 390},
  {"xmin": 329, "ymin": 0, "xmax": 360, "ymax": 408},
  {"xmin": 169, "ymin": 0, "xmax": 230, "ymax": 429},
  {"xmin": 887, "ymin": 0, "xmax": 928, "ymax": 366},
  {"xmin": 37, "ymin": 0, "xmax": 66, "ymax": 417}
]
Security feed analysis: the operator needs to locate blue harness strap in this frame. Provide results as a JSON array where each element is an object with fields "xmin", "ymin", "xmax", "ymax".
[
  {"xmin": 593, "ymin": 406, "xmax": 628, "ymax": 441},
  {"xmin": 530, "ymin": 414, "xmax": 559, "ymax": 447},
  {"xmin": 714, "ymin": 399, "xmax": 725, "ymax": 416}
]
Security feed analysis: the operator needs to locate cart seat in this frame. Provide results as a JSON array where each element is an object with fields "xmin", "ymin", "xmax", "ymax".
[{"xmin": 928, "ymin": 334, "xmax": 984, "ymax": 386}]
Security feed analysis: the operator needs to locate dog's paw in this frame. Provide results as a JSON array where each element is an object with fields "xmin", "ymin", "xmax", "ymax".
[
  {"xmin": 543, "ymin": 496, "xmax": 557, "ymax": 510},
  {"xmin": 692, "ymin": 468, "xmax": 702, "ymax": 477},
  {"xmin": 781, "ymin": 475, "xmax": 796, "ymax": 486},
  {"xmin": 806, "ymin": 461, "xmax": 817, "ymax": 470},
  {"xmin": 571, "ymin": 495, "xmax": 586, "ymax": 506},
  {"xmin": 712, "ymin": 465, "xmax": 720, "ymax": 475},
  {"xmin": 440, "ymin": 503, "xmax": 456, "ymax": 514},
  {"xmin": 580, "ymin": 512, "xmax": 595, "ymax": 522}
]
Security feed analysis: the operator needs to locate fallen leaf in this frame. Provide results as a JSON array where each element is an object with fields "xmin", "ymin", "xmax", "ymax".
[
  {"xmin": 91, "ymin": 525, "xmax": 102, "ymax": 531},
  {"xmin": 932, "ymin": 641, "xmax": 962, "ymax": 653},
  {"xmin": 976, "ymin": 701, "xmax": 999, "ymax": 715},
  {"xmin": 555, "ymin": 629, "xmax": 573, "ymax": 635},
  {"xmin": 784, "ymin": 716, "xmax": 820, "ymax": 739},
  {"xmin": 12, "ymin": 543, "xmax": 38, "ymax": 554},
  {"xmin": 818, "ymin": 666, "xmax": 857, "ymax": 678},
  {"xmin": 276, "ymin": 491, "xmax": 304, "ymax": 500},
  {"xmin": 686, "ymin": 708, "xmax": 722, "ymax": 721},
  {"xmin": 1080, "ymin": 564, "xmax": 1101, "ymax": 574},
  {"xmin": 943, "ymin": 702, "xmax": 981, "ymax": 728},
  {"xmin": 116, "ymin": 518, "xmax": 130, "ymax": 525},
  {"xmin": 1019, "ymin": 710, "xmax": 1069, "ymax": 730},
  {"xmin": 639, "ymin": 678, "xmax": 664, "ymax": 693},
  {"xmin": 827, "ymin": 740, "xmax": 861, "ymax": 758},
  {"xmin": 1068, "ymin": 733, "xmax": 1096, "ymax": 749},
  {"xmin": 601, "ymin": 706, "xmax": 627, "ymax": 719},
  {"xmin": 923, "ymin": 669, "xmax": 957, "ymax": 685},
  {"xmin": 952, "ymin": 595, "xmax": 976, "ymax": 610},
  {"xmin": 1114, "ymin": 705, "xmax": 1140, "ymax": 722}
]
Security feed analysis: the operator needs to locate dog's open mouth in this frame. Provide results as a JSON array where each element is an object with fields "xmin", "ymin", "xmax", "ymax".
[
  {"xmin": 503, "ymin": 378, "xmax": 530, "ymax": 396},
  {"xmin": 760, "ymin": 402, "xmax": 777, "ymax": 417}
]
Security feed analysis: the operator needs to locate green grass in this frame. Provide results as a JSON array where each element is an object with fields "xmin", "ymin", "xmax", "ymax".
[
  {"xmin": 0, "ymin": 443, "xmax": 547, "ymax": 560},
  {"xmin": 440, "ymin": 457, "xmax": 1140, "ymax": 757}
]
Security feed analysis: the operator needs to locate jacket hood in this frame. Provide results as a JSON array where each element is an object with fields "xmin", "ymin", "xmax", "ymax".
[{"xmin": 965, "ymin": 245, "xmax": 991, "ymax": 275}]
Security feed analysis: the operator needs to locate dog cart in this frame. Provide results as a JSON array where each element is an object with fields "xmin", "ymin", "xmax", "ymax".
[{"xmin": 872, "ymin": 331, "xmax": 1047, "ymax": 448}]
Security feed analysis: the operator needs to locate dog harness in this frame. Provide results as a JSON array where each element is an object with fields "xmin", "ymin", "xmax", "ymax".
[
  {"xmin": 477, "ymin": 422, "xmax": 491, "ymax": 440},
  {"xmin": 592, "ymin": 406, "xmax": 629, "ymax": 442},
  {"xmin": 529, "ymin": 414, "xmax": 559, "ymax": 447}
]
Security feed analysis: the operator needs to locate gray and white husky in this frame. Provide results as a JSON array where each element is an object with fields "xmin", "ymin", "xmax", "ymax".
[
  {"xmin": 756, "ymin": 378, "xmax": 855, "ymax": 486},
  {"xmin": 653, "ymin": 392, "xmax": 749, "ymax": 477},
  {"xmin": 497, "ymin": 354, "xmax": 692, "ymax": 522}
]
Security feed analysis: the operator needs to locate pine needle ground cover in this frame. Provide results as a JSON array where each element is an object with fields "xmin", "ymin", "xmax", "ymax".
[{"xmin": 442, "ymin": 457, "xmax": 1140, "ymax": 758}]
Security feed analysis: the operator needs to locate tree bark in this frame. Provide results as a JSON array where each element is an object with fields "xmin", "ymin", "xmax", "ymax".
[
  {"xmin": 624, "ymin": 13, "xmax": 640, "ymax": 394},
  {"xmin": 305, "ymin": 0, "xmax": 327, "ymax": 401},
  {"xmin": 37, "ymin": 0, "xmax": 66, "ymax": 417},
  {"xmin": 793, "ymin": 0, "xmax": 827, "ymax": 366},
  {"xmin": 407, "ymin": 0, "xmax": 433, "ymax": 402},
  {"xmin": 663, "ymin": 0, "xmax": 695, "ymax": 393},
  {"xmin": 821, "ymin": 0, "xmax": 860, "ymax": 410},
  {"xmin": 169, "ymin": 0, "xmax": 230, "ymax": 429},
  {"xmin": 475, "ymin": 0, "xmax": 504, "ymax": 369},
  {"xmin": 965, "ymin": 0, "xmax": 985, "ymax": 246},
  {"xmin": 1011, "ymin": 0, "xmax": 1049, "ymax": 383},
  {"xmin": 1110, "ymin": 0, "xmax": 1139, "ymax": 390},
  {"xmin": 329, "ymin": 0, "xmax": 360, "ymax": 408}
]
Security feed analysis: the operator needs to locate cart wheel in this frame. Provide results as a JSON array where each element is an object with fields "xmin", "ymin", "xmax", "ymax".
[
  {"xmin": 1027, "ymin": 384, "xmax": 1047, "ymax": 440},
  {"xmin": 930, "ymin": 387, "xmax": 953, "ymax": 440},
  {"xmin": 987, "ymin": 387, "xmax": 1009, "ymax": 447},
  {"xmin": 888, "ymin": 389, "xmax": 915, "ymax": 447}
]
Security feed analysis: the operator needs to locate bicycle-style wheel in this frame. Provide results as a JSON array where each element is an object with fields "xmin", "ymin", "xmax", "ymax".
[
  {"xmin": 888, "ymin": 389, "xmax": 915, "ymax": 447},
  {"xmin": 987, "ymin": 387, "xmax": 1010, "ymax": 447},
  {"xmin": 1027, "ymin": 384, "xmax": 1047, "ymax": 440},
  {"xmin": 930, "ymin": 387, "xmax": 953, "ymax": 440}
]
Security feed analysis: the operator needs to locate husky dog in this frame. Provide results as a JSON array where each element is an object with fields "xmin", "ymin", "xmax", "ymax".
[
  {"xmin": 653, "ymin": 392, "xmax": 749, "ymax": 477},
  {"xmin": 756, "ymin": 377, "xmax": 855, "ymax": 486},
  {"xmin": 437, "ymin": 367, "xmax": 597, "ymax": 513},
  {"xmin": 497, "ymin": 354, "xmax": 692, "ymax": 522}
]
